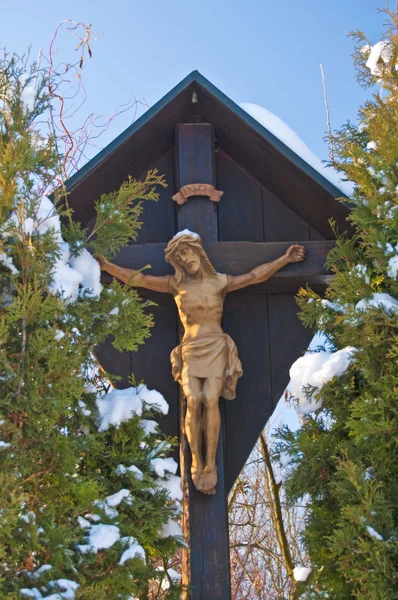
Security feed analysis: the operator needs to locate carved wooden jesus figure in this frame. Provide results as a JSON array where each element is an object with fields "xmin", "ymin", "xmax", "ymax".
[{"xmin": 99, "ymin": 231, "xmax": 305, "ymax": 494}]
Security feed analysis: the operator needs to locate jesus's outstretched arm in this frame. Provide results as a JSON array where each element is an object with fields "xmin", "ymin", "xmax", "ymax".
[
  {"xmin": 227, "ymin": 244, "xmax": 306, "ymax": 293},
  {"xmin": 97, "ymin": 256, "xmax": 172, "ymax": 294}
]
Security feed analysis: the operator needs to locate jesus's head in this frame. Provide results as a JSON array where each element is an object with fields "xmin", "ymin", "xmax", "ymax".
[{"xmin": 165, "ymin": 230, "xmax": 217, "ymax": 285}]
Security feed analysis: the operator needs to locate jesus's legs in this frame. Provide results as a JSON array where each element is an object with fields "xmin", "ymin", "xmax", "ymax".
[
  {"xmin": 181, "ymin": 375, "xmax": 204, "ymax": 489},
  {"xmin": 197, "ymin": 376, "xmax": 224, "ymax": 494}
]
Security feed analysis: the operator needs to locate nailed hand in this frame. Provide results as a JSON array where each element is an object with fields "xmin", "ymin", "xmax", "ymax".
[{"xmin": 285, "ymin": 244, "xmax": 306, "ymax": 263}]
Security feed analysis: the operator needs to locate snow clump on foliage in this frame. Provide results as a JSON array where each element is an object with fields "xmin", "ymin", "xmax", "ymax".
[
  {"xmin": 96, "ymin": 385, "xmax": 169, "ymax": 431},
  {"xmin": 289, "ymin": 343, "xmax": 357, "ymax": 414},
  {"xmin": 3, "ymin": 195, "xmax": 102, "ymax": 302},
  {"xmin": 356, "ymin": 292, "xmax": 398, "ymax": 314}
]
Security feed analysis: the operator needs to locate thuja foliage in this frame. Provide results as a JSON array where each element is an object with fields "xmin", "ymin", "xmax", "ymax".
[
  {"xmin": 275, "ymin": 10, "xmax": 398, "ymax": 600},
  {"xmin": 0, "ymin": 53, "xmax": 182, "ymax": 598}
]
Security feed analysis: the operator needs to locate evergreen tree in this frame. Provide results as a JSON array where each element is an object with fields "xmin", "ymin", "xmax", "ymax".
[
  {"xmin": 0, "ymin": 49, "xmax": 182, "ymax": 599},
  {"xmin": 275, "ymin": 8, "xmax": 398, "ymax": 600}
]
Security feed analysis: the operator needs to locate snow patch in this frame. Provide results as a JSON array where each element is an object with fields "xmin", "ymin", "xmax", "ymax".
[
  {"xmin": 105, "ymin": 488, "xmax": 132, "ymax": 507},
  {"xmin": 172, "ymin": 229, "xmax": 200, "ymax": 240},
  {"xmin": 140, "ymin": 386, "xmax": 169, "ymax": 414},
  {"xmin": 77, "ymin": 516, "xmax": 91, "ymax": 529},
  {"xmin": 0, "ymin": 252, "xmax": 18, "ymax": 274},
  {"xmin": 157, "ymin": 567, "xmax": 181, "ymax": 591},
  {"xmin": 140, "ymin": 419, "xmax": 158, "ymax": 436},
  {"xmin": 21, "ymin": 578, "xmax": 79, "ymax": 599},
  {"xmin": 84, "ymin": 384, "xmax": 97, "ymax": 394},
  {"xmin": 366, "ymin": 525, "xmax": 383, "ymax": 541},
  {"xmin": 150, "ymin": 457, "xmax": 178, "ymax": 478},
  {"xmin": 290, "ymin": 346, "xmax": 357, "ymax": 414},
  {"xmin": 155, "ymin": 475, "xmax": 183, "ymax": 501},
  {"xmin": 356, "ymin": 293, "xmax": 398, "ymax": 314},
  {"xmin": 119, "ymin": 537, "xmax": 146, "ymax": 565},
  {"xmin": 365, "ymin": 41, "xmax": 392, "ymax": 77},
  {"xmin": 293, "ymin": 566, "xmax": 311, "ymax": 582},
  {"xmin": 32, "ymin": 564, "xmax": 52, "ymax": 579},
  {"xmin": 78, "ymin": 400, "xmax": 91, "ymax": 416},
  {"xmin": 387, "ymin": 255, "xmax": 398, "ymax": 280},
  {"xmin": 116, "ymin": 464, "xmax": 144, "ymax": 479},
  {"xmin": 240, "ymin": 103, "xmax": 354, "ymax": 197},
  {"xmin": 5, "ymin": 196, "xmax": 102, "ymax": 302},
  {"xmin": 47, "ymin": 579, "xmax": 79, "ymax": 599},
  {"xmin": 160, "ymin": 518, "xmax": 183, "ymax": 538},
  {"xmin": 20, "ymin": 590, "xmax": 42, "ymax": 598},
  {"xmin": 48, "ymin": 242, "xmax": 83, "ymax": 303},
  {"xmin": 93, "ymin": 500, "xmax": 118, "ymax": 519},
  {"xmin": 97, "ymin": 385, "xmax": 168, "ymax": 432},
  {"xmin": 80, "ymin": 523, "xmax": 120, "ymax": 553},
  {"xmin": 69, "ymin": 249, "xmax": 102, "ymax": 298}
]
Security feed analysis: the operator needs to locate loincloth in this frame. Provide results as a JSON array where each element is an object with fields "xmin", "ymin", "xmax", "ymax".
[{"xmin": 170, "ymin": 333, "xmax": 243, "ymax": 400}]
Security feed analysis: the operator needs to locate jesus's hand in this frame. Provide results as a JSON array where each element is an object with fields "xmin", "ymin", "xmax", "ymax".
[{"xmin": 284, "ymin": 244, "xmax": 306, "ymax": 263}]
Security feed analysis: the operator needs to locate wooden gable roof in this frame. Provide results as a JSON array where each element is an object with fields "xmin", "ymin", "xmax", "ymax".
[
  {"xmin": 65, "ymin": 71, "xmax": 349, "ymax": 238},
  {"xmin": 70, "ymin": 73, "xmax": 353, "ymax": 494}
]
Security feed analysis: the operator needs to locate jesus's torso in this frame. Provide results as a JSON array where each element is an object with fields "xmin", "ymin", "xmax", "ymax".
[{"xmin": 171, "ymin": 273, "xmax": 228, "ymax": 342}]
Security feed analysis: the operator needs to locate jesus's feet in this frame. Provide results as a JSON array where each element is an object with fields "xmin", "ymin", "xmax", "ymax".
[
  {"xmin": 197, "ymin": 465, "xmax": 217, "ymax": 494},
  {"xmin": 191, "ymin": 462, "xmax": 203, "ymax": 490}
]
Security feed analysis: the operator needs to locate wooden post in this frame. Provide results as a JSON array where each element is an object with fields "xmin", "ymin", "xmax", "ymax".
[
  {"xmin": 175, "ymin": 124, "xmax": 218, "ymax": 243},
  {"xmin": 175, "ymin": 124, "xmax": 231, "ymax": 600}
]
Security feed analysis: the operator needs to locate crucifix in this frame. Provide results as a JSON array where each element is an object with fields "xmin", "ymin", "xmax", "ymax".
[
  {"xmin": 96, "ymin": 123, "xmax": 335, "ymax": 599},
  {"xmin": 100, "ymin": 234, "xmax": 305, "ymax": 494}
]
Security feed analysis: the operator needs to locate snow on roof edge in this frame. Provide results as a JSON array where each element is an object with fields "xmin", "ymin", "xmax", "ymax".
[{"xmin": 240, "ymin": 103, "xmax": 354, "ymax": 198}]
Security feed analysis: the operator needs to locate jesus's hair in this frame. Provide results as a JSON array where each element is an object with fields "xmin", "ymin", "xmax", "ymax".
[{"xmin": 164, "ymin": 233, "xmax": 217, "ymax": 286}]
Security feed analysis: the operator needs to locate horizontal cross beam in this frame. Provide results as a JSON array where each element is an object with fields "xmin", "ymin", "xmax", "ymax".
[{"xmin": 105, "ymin": 241, "xmax": 334, "ymax": 293}]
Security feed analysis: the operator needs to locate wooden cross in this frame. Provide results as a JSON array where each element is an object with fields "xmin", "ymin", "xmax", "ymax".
[{"xmin": 100, "ymin": 124, "xmax": 333, "ymax": 600}]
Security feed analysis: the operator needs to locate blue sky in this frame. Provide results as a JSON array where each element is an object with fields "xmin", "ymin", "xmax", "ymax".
[{"xmin": 2, "ymin": 0, "xmax": 384, "ymax": 163}]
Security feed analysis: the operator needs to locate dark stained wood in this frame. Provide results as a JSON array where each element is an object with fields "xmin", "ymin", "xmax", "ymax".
[
  {"xmin": 216, "ymin": 150, "xmax": 263, "ymax": 242},
  {"xmin": 222, "ymin": 293, "xmax": 273, "ymax": 493},
  {"xmin": 96, "ymin": 150, "xmax": 178, "ymax": 439},
  {"xmin": 176, "ymin": 124, "xmax": 231, "ymax": 600},
  {"xmin": 95, "ymin": 290, "xmax": 179, "ymax": 440},
  {"xmin": 135, "ymin": 148, "xmax": 176, "ymax": 244},
  {"xmin": 176, "ymin": 124, "xmax": 216, "ymax": 187},
  {"xmin": 107, "ymin": 240, "xmax": 334, "ymax": 293},
  {"xmin": 129, "ymin": 290, "xmax": 179, "ymax": 440},
  {"xmin": 180, "ymin": 396, "xmax": 231, "ymax": 600},
  {"xmin": 267, "ymin": 294, "xmax": 314, "ymax": 411},
  {"xmin": 175, "ymin": 197, "xmax": 218, "ymax": 243},
  {"xmin": 194, "ymin": 83, "xmax": 350, "ymax": 239},
  {"xmin": 95, "ymin": 342, "xmax": 131, "ymax": 389},
  {"xmin": 175, "ymin": 124, "xmax": 218, "ymax": 243},
  {"xmin": 309, "ymin": 226, "xmax": 326, "ymax": 241},
  {"xmin": 208, "ymin": 241, "xmax": 332, "ymax": 279},
  {"xmin": 65, "ymin": 85, "xmax": 193, "ymax": 225},
  {"xmin": 262, "ymin": 186, "xmax": 310, "ymax": 242},
  {"xmin": 64, "ymin": 73, "xmax": 350, "ymax": 239}
]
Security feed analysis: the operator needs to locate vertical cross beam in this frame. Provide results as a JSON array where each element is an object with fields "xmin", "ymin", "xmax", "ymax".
[
  {"xmin": 175, "ymin": 124, "xmax": 231, "ymax": 600},
  {"xmin": 175, "ymin": 124, "xmax": 218, "ymax": 243}
]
